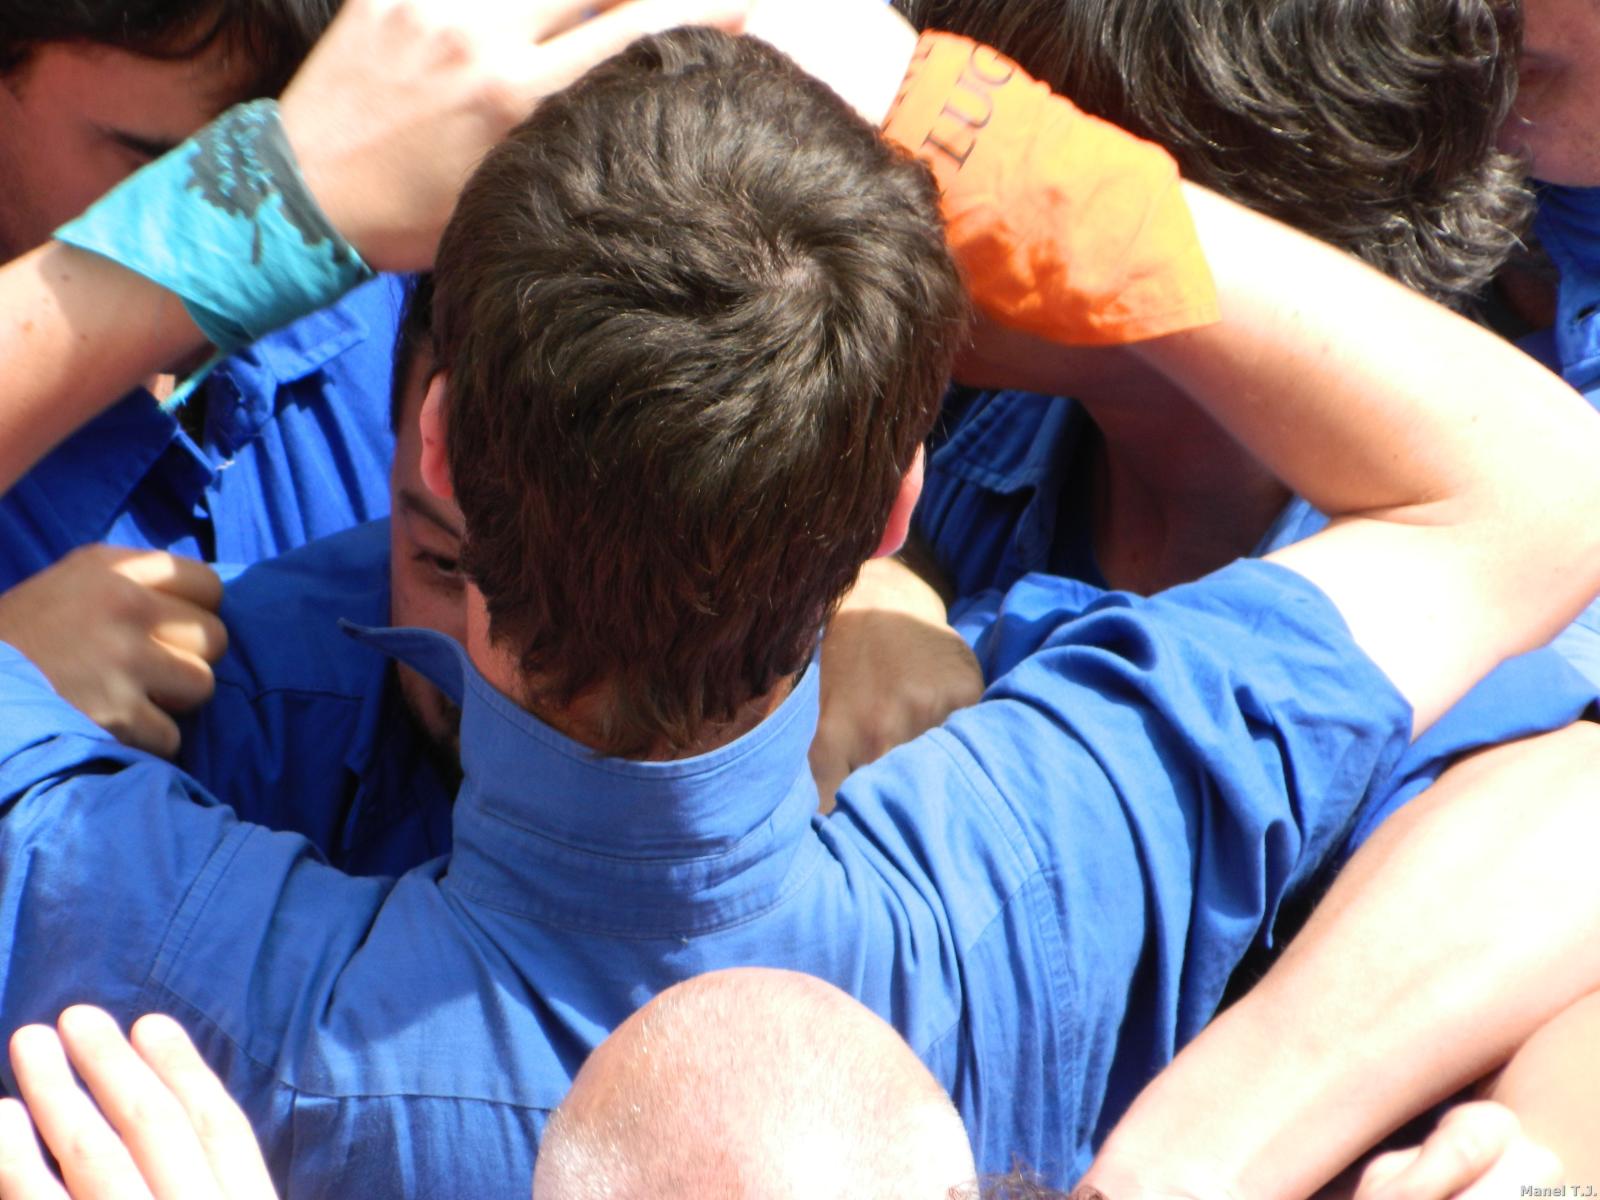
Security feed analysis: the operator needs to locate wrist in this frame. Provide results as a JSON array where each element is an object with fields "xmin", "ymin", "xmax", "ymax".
[
  {"xmin": 54, "ymin": 100, "xmax": 373, "ymax": 366},
  {"xmin": 881, "ymin": 31, "xmax": 1219, "ymax": 347}
]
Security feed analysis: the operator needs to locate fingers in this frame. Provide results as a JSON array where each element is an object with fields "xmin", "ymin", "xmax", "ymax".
[
  {"xmin": 129, "ymin": 1017, "xmax": 276, "ymax": 1200},
  {"xmin": 128, "ymin": 637, "xmax": 215, "ymax": 719},
  {"xmin": 106, "ymin": 552, "xmax": 223, "ymax": 612},
  {"xmin": 1455, "ymin": 1138, "xmax": 1561, "ymax": 1200},
  {"xmin": 526, "ymin": 0, "xmax": 749, "ymax": 95},
  {"xmin": 106, "ymin": 699, "xmax": 184, "ymax": 761},
  {"xmin": 9, "ymin": 1023, "xmax": 153, "ymax": 1200},
  {"xmin": 0, "ymin": 1097, "xmax": 69, "ymax": 1200},
  {"xmin": 145, "ymin": 592, "xmax": 228, "ymax": 668},
  {"xmin": 54, "ymin": 1008, "xmax": 223, "ymax": 1200},
  {"xmin": 1355, "ymin": 1102, "xmax": 1524, "ymax": 1200},
  {"xmin": 807, "ymin": 737, "xmax": 849, "ymax": 812}
]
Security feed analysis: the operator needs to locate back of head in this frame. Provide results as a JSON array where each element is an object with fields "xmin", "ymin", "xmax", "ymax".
[
  {"xmin": 534, "ymin": 968, "xmax": 978, "ymax": 1200},
  {"xmin": 433, "ymin": 28, "xmax": 966, "ymax": 756},
  {"xmin": 0, "ymin": 0, "xmax": 338, "ymax": 96},
  {"xmin": 895, "ymin": 0, "xmax": 1530, "ymax": 306}
]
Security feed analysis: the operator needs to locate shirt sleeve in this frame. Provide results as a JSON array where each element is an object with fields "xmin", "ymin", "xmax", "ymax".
[
  {"xmin": 0, "ymin": 644, "xmax": 248, "ymax": 1040},
  {"xmin": 938, "ymin": 558, "xmax": 1412, "ymax": 1148},
  {"xmin": 882, "ymin": 31, "xmax": 1220, "ymax": 345},
  {"xmin": 0, "ymin": 641, "xmax": 387, "ymax": 1107}
]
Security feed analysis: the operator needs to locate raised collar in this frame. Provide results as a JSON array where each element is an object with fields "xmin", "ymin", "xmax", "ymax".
[
  {"xmin": 1534, "ymin": 186, "xmax": 1600, "ymax": 391},
  {"xmin": 348, "ymin": 626, "xmax": 825, "ymax": 936}
]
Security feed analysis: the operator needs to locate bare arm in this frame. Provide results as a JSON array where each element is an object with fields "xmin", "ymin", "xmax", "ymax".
[
  {"xmin": 1129, "ymin": 187, "xmax": 1600, "ymax": 731},
  {"xmin": 0, "ymin": 246, "xmax": 200, "ymax": 494},
  {"xmin": 0, "ymin": 0, "xmax": 748, "ymax": 496},
  {"xmin": 1081, "ymin": 722, "xmax": 1600, "ymax": 1200}
]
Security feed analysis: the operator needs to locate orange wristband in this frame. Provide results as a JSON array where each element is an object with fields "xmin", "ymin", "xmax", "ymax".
[{"xmin": 883, "ymin": 32, "xmax": 1219, "ymax": 346}]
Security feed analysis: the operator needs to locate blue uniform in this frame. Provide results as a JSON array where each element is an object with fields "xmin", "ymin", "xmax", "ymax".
[
  {"xmin": 1, "ymin": 561, "xmax": 1410, "ymax": 1193},
  {"xmin": 176, "ymin": 520, "xmax": 454, "ymax": 876},
  {"xmin": 0, "ymin": 275, "xmax": 403, "ymax": 589},
  {"xmin": 919, "ymin": 388, "xmax": 1600, "ymax": 866},
  {"xmin": 1520, "ymin": 185, "xmax": 1600, "ymax": 410}
]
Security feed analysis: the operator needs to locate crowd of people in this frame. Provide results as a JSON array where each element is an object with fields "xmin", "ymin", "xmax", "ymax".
[{"xmin": 0, "ymin": 0, "xmax": 1598, "ymax": 1195}]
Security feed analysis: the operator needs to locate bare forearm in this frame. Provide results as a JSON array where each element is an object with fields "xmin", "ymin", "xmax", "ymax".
[
  {"xmin": 1136, "ymin": 187, "xmax": 1600, "ymax": 727},
  {"xmin": 1085, "ymin": 723, "xmax": 1600, "ymax": 1200},
  {"xmin": 0, "ymin": 245, "xmax": 201, "ymax": 494}
]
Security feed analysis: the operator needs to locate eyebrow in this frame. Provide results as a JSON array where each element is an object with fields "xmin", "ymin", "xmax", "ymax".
[
  {"xmin": 398, "ymin": 490, "xmax": 464, "ymax": 541},
  {"xmin": 102, "ymin": 127, "xmax": 183, "ymax": 161}
]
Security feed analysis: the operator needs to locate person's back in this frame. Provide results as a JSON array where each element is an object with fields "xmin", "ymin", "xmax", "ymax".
[
  {"xmin": 895, "ymin": 0, "xmax": 1600, "ymax": 874},
  {"xmin": 2, "ymin": 16, "xmax": 1600, "ymax": 1200}
]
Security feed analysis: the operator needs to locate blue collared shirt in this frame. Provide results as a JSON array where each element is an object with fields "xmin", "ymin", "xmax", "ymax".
[
  {"xmin": 1520, "ymin": 185, "xmax": 1600, "ymax": 407},
  {"xmin": 0, "ymin": 275, "xmax": 403, "ymax": 588},
  {"xmin": 176, "ymin": 519, "xmax": 454, "ymax": 876},
  {"xmin": 919, "ymin": 388, "xmax": 1600, "ymax": 868},
  {"xmin": 0, "ymin": 559, "xmax": 1408, "ymax": 1192}
]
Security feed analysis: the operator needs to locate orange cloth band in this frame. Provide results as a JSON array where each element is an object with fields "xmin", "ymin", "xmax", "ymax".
[{"xmin": 883, "ymin": 31, "xmax": 1219, "ymax": 346}]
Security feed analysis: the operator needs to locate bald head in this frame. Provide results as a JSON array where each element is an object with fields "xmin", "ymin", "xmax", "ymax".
[{"xmin": 534, "ymin": 968, "xmax": 978, "ymax": 1200}]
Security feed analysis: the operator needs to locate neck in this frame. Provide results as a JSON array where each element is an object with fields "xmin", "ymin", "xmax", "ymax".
[
  {"xmin": 466, "ymin": 598, "xmax": 794, "ymax": 760},
  {"xmin": 1073, "ymin": 367, "xmax": 1290, "ymax": 595}
]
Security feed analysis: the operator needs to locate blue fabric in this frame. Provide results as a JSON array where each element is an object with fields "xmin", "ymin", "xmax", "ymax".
[
  {"xmin": 0, "ymin": 559, "xmax": 1409, "ymax": 1193},
  {"xmin": 0, "ymin": 274, "xmax": 402, "ymax": 589},
  {"xmin": 919, "ymin": 388, "xmax": 1600, "ymax": 871},
  {"xmin": 56, "ymin": 100, "xmax": 374, "ymax": 363},
  {"xmin": 176, "ymin": 520, "xmax": 454, "ymax": 875},
  {"xmin": 1520, "ymin": 185, "xmax": 1600, "ymax": 408}
]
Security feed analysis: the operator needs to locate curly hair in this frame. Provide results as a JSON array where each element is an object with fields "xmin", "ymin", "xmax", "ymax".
[{"xmin": 895, "ymin": 0, "xmax": 1531, "ymax": 307}]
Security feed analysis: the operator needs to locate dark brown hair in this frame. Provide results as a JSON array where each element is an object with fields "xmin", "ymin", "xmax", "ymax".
[
  {"xmin": 433, "ymin": 28, "xmax": 967, "ymax": 755},
  {"xmin": 895, "ymin": 0, "xmax": 1531, "ymax": 307},
  {"xmin": 0, "ymin": 0, "xmax": 338, "ymax": 97}
]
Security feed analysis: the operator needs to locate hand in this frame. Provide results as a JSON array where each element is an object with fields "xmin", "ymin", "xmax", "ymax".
[
  {"xmin": 0, "ymin": 547, "xmax": 227, "ymax": 758},
  {"xmin": 812, "ymin": 557, "xmax": 983, "ymax": 805},
  {"xmin": 1354, "ymin": 1102, "xmax": 1561, "ymax": 1200},
  {"xmin": 745, "ymin": 0, "xmax": 917, "ymax": 126},
  {"xmin": 0, "ymin": 1007, "xmax": 276, "ymax": 1200},
  {"xmin": 281, "ymin": 0, "xmax": 750, "ymax": 271}
]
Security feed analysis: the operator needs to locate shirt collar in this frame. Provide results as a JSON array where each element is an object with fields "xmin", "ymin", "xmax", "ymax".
[
  {"xmin": 14, "ymin": 390, "xmax": 193, "ymax": 546},
  {"xmin": 203, "ymin": 288, "xmax": 374, "ymax": 455},
  {"xmin": 1534, "ymin": 185, "xmax": 1600, "ymax": 388},
  {"xmin": 346, "ymin": 625, "xmax": 825, "ymax": 936}
]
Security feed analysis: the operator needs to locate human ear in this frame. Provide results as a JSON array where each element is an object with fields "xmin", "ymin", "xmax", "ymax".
[
  {"xmin": 418, "ymin": 373, "xmax": 454, "ymax": 501},
  {"xmin": 872, "ymin": 445, "xmax": 925, "ymax": 558}
]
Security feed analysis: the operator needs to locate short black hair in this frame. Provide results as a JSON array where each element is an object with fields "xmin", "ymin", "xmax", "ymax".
[
  {"xmin": 0, "ymin": 0, "xmax": 339, "ymax": 98},
  {"xmin": 894, "ymin": 0, "xmax": 1531, "ymax": 307},
  {"xmin": 434, "ymin": 27, "xmax": 967, "ymax": 755}
]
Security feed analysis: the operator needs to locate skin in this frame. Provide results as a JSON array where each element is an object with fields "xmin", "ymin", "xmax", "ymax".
[
  {"xmin": 1500, "ymin": 0, "xmax": 1600, "ymax": 185},
  {"xmin": 0, "ymin": 41, "xmax": 253, "ymax": 264},
  {"xmin": 536, "ymin": 968, "xmax": 979, "ymax": 1200},
  {"xmin": 388, "ymin": 350, "xmax": 467, "ymax": 756}
]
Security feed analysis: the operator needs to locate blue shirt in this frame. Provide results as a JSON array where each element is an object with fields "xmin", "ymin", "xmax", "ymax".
[
  {"xmin": 0, "ymin": 560, "xmax": 1408, "ymax": 1193},
  {"xmin": 0, "ymin": 275, "xmax": 403, "ymax": 589},
  {"xmin": 176, "ymin": 519, "xmax": 454, "ymax": 876},
  {"xmin": 918, "ymin": 388, "xmax": 1600, "ymax": 866},
  {"xmin": 1520, "ymin": 185, "xmax": 1600, "ymax": 409}
]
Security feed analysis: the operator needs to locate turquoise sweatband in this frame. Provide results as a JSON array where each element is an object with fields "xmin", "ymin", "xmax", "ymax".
[{"xmin": 55, "ymin": 99, "xmax": 374, "ymax": 360}]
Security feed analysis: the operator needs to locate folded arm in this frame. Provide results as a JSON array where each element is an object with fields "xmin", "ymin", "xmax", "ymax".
[{"xmin": 1082, "ymin": 720, "xmax": 1600, "ymax": 1199}]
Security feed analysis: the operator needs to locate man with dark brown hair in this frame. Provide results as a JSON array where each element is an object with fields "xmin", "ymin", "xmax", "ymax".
[{"xmin": 0, "ymin": 17, "xmax": 1598, "ymax": 1200}]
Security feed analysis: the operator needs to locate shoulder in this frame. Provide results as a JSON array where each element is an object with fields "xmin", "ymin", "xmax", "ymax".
[{"xmin": 217, "ymin": 519, "xmax": 392, "ymax": 698}]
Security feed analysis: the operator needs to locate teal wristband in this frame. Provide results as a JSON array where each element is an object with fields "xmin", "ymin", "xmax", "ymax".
[{"xmin": 55, "ymin": 99, "xmax": 374, "ymax": 361}]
